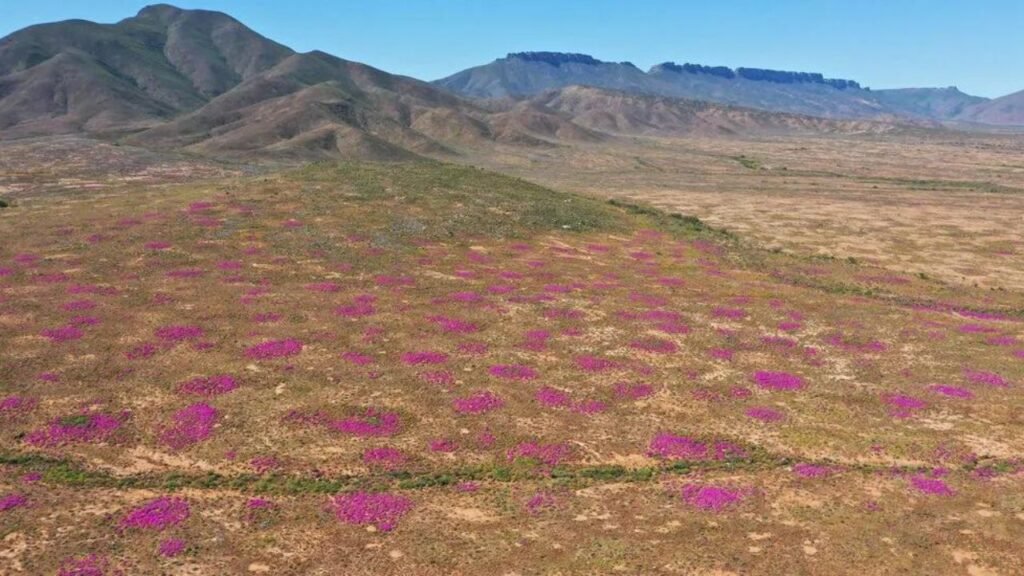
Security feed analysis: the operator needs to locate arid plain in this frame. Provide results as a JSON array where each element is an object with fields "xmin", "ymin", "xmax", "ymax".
[{"xmin": 1, "ymin": 128, "xmax": 1023, "ymax": 575}]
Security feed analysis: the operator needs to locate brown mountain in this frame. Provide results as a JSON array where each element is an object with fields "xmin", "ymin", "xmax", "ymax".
[
  {"xmin": 0, "ymin": 4, "xmax": 949, "ymax": 160},
  {"xmin": 0, "ymin": 4, "xmax": 291, "ymax": 137}
]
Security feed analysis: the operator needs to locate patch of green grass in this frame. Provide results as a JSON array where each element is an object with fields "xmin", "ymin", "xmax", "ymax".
[
  {"xmin": 733, "ymin": 155, "xmax": 761, "ymax": 170},
  {"xmin": 287, "ymin": 161, "xmax": 722, "ymax": 247}
]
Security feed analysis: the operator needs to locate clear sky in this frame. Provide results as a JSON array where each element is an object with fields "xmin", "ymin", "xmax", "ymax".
[{"xmin": 3, "ymin": 0, "xmax": 1022, "ymax": 97}]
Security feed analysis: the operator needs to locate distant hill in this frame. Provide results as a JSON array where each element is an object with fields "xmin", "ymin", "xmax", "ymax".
[
  {"xmin": 435, "ymin": 53, "xmax": 995, "ymax": 123},
  {"xmin": 526, "ymin": 86, "xmax": 914, "ymax": 137},
  {"xmin": 956, "ymin": 89, "xmax": 1024, "ymax": 126}
]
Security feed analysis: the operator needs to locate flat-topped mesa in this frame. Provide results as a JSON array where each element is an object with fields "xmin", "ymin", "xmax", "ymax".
[
  {"xmin": 651, "ymin": 62, "xmax": 736, "ymax": 79},
  {"xmin": 735, "ymin": 67, "xmax": 861, "ymax": 90},
  {"xmin": 504, "ymin": 52, "xmax": 605, "ymax": 66},
  {"xmin": 651, "ymin": 62, "xmax": 861, "ymax": 90}
]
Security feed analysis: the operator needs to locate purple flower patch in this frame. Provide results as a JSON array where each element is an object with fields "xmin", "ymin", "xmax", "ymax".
[
  {"xmin": 680, "ymin": 484, "xmax": 746, "ymax": 512},
  {"xmin": 154, "ymin": 325, "xmax": 204, "ymax": 342},
  {"xmin": 401, "ymin": 351, "xmax": 448, "ymax": 365},
  {"xmin": 330, "ymin": 491, "xmax": 413, "ymax": 532},
  {"xmin": 576, "ymin": 355, "xmax": 618, "ymax": 372},
  {"xmin": 363, "ymin": 447, "xmax": 407, "ymax": 470},
  {"xmin": 453, "ymin": 391, "xmax": 504, "ymax": 414},
  {"xmin": 246, "ymin": 339, "xmax": 303, "ymax": 359},
  {"xmin": 26, "ymin": 412, "xmax": 124, "ymax": 446},
  {"xmin": 158, "ymin": 538, "xmax": 186, "ymax": 558},
  {"xmin": 507, "ymin": 441, "xmax": 573, "ymax": 467},
  {"xmin": 489, "ymin": 364, "xmax": 537, "ymax": 380},
  {"xmin": 613, "ymin": 382, "xmax": 654, "ymax": 400},
  {"xmin": 41, "ymin": 325, "xmax": 83, "ymax": 343},
  {"xmin": 430, "ymin": 316, "xmax": 479, "ymax": 334},
  {"xmin": 0, "ymin": 493, "xmax": 28, "ymax": 512},
  {"xmin": 58, "ymin": 554, "xmax": 117, "ymax": 576},
  {"xmin": 121, "ymin": 497, "xmax": 190, "ymax": 531},
  {"xmin": 161, "ymin": 403, "xmax": 217, "ymax": 449},
  {"xmin": 753, "ymin": 371, "xmax": 805, "ymax": 391},
  {"xmin": 883, "ymin": 393, "xmax": 927, "ymax": 418},
  {"xmin": 964, "ymin": 370, "xmax": 1010, "ymax": 388},
  {"xmin": 536, "ymin": 387, "xmax": 572, "ymax": 408},
  {"xmin": 929, "ymin": 385, "xmax": 973, "ymax": 399},
  {"xmin": 648, "ymin": 433, "xmax": 708, "ymax": 460},
  {"xmin": 745, "ymin": 406, "xmax": 785, "ymax": 423},
  {"xmin": 328, "ymin": 409, "xmax": 400, "ymax": 437},
  {"xmin": 178, "ymin": 375, "xmax": 238, "ymax": 396},
  {"xmin": 910, "ymin": 475, "xmax": 954, "ymax": 496}
]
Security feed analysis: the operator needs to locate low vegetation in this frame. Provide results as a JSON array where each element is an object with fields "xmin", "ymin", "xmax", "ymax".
[{"xmin": 0, "ymin": 160, "xmax": 1021, "ymax": 574}]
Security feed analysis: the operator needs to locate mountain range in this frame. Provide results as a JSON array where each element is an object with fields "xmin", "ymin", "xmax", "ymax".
[
  {"xmin": 436, "ymin": 52, "xmax": 1024, "ymax": 125},
  {"xmin": 1, "ymin": 5, "xmax": 1021, "ymax": 161}
]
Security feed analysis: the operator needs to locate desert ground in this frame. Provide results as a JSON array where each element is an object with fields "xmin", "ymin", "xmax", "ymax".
[
  {"xmin": 0, "ymin": 132, "xmax": 1022, "ymax": 575},
  {"xmin": 467, "ymin": 132, "xmax": 1024, "ymax": 291}
]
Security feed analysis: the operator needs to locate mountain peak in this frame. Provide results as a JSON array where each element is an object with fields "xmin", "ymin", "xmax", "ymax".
[{"xmin": 135, "ymin": 4, "xmax": 185, "ymax": 20}]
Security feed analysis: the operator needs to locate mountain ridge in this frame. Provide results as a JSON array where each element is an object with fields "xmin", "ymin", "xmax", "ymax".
[
  {"xmin": 0, "ymin": 5, "xmax": 1017, "ymax": 162},
  {"xmin": 435, "ymin": 52, "xmax": 1002, "ymax": 124}
]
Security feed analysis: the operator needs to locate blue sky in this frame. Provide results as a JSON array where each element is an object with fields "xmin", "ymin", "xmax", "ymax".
[{"xmin": 3, "ymin": 0, "xmax": 1022, "ymax": 97}]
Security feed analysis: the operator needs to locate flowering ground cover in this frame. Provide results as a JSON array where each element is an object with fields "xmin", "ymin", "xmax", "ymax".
[{"xmin": 0, "ymin": 162, "xmax": 1022, "ymax": 574}]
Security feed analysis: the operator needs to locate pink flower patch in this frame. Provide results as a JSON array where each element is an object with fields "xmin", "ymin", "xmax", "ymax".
[
  {"xmin": 341, "ymin": 351, "xmax": 375, "ymax": 365},
  {"xmin": 158, "ymin": 538, "xmax": 186, "ymax": 558},
  {"xmin": 178, "ymin": 375, "xmax": 238, "ymax": 397},
  {"xmin": 648, "ymin": 433, "xmax": 708, "ymax": 460},
  {"xmin": 745, "ymin": 406, "xmax": 784, "ymax": 423},
  {"xmin": 161, "ymin": 403, "xmax": 217, "ymax": 450},
  {"xmin": 26, "ymin": 412, "xmax": 124, "ymax": 446},
  {"xmin": 964, "ymin": 370, "xmax": 1009, "ymax": 388},
  {"xmin": 929, "ymin": 385, "xmax": 973, "ymax": 399},
  {"xmin": 41, "ymin": 326, "xmax": 83, "ymax": 343},
  {"xmin": 430, "ymin": 316, "xmax": 479, "ymax": 334},
  {"xmin": 62, "ymin": 300, "xmax": 96, "ymax": 312},
  {"xmin": 536, "ymin": 387, "xmax": 571, "ymax": 408},
  {"xmin": 0, "ymin": 493, "xmax": 28, "ymax": 512},
  {"xmin": 680, "ymin": 484, "xmax": 746, "ymax": 512},
  {"xmin": 401, "ymin": 351, "xmax": 448, "ymax": 365},
  {"xmin": 126, "ymin": 342, "xmax": 158, "ymax": 360},
  {"xmin": 883, "ymin": 393, "xmax": 927, "ymax": 418},
  {"xmin": 793, "ymin": 463, "xmax": 837, "ymax": 478},
  {"xmin": 613, "ymin": 382, "xmax": 654, "ymax": 400},
  {"xmin": 328, "ymin": 409, "xmax": 400, "ymax": 437},
  {"xmin": 330, "ymin": 492, "xmax": 413, "ymax": 532},
  {"xmin": 507, "ymin": 441, "xmax": 573, "ymax": 467},
  {"xmin": 453, "ymin": 391, "xmax": 504, "ymax": 414},
  {"xmin": 121, "ymin": 497, "xmax": 190, "ymax": 531},
  {"xmin": 246, "ymin": 339, "xmax": 303, "ymax": 359},
  {"xmin": 489, "ymin": 364, "xmax": 537, "ymax": 380},
  {"xmin": 910, "ymin": 475, "xmax": 954, "ymax": 496},
  {"xmin": 154, "ymin": 325, "xmax": 204, "ymax": 342},
  {"xmin": 753, "ymin": 371, "xmax": 805, "ymax": 391},
  {"xmin": 576, "ymin": 355, "xmax": 618, "ymax": 372},
  {"xmin": 363, "ymin": 447, "xmax": 407, "ymax": 470},
  {"xmin": 525, "ymin": 491, "xmax": 559, "ymax": 515}
]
